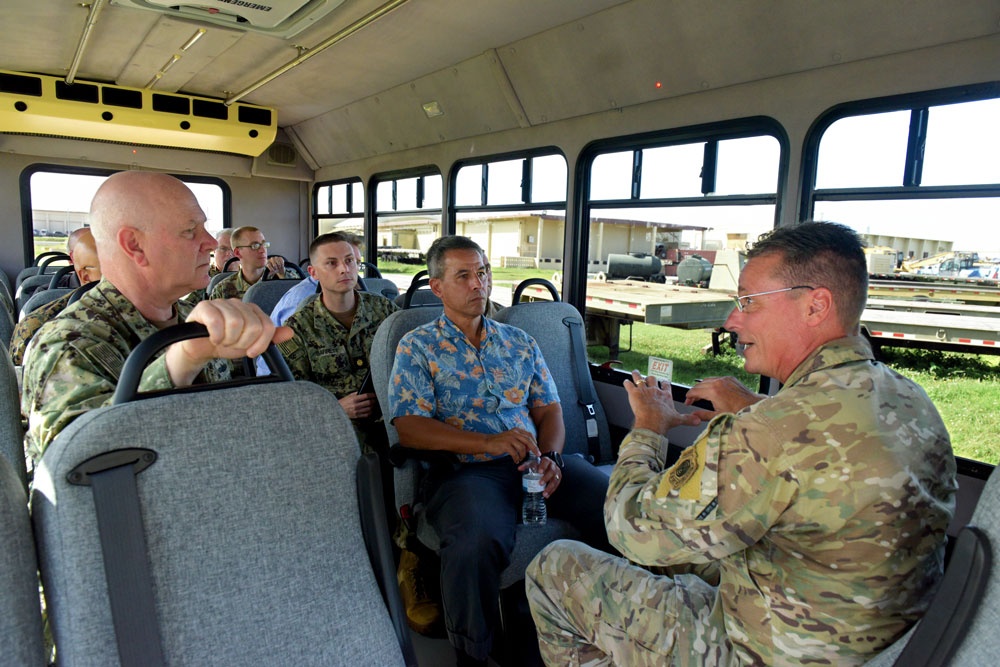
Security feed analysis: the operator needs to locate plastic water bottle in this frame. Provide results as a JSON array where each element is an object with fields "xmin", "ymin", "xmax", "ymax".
[{"xmin": 522, "ymin": 454, "xmax": 547, "ymax": 525}]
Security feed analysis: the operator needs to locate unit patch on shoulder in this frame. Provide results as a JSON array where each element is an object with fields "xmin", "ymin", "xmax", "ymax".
[{"xmin": 655, "ymin": 438, "xmax": 707, "ymax": 501}]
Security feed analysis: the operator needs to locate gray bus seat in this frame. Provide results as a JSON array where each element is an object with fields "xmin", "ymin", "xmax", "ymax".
[
  {"xmin": 15, "ymin": 273, "xmax": 57, "ymax": 312},
  {"xmin": 0, "ymin": 278, "xmax": 14, "ymax": 321},
  {"xmin": 362, "ymin": 278, "xmax": 400, "ymax": 301},
  {"xmin": 205, "ymin": 270, "xmax": 235, "ymax": 297},
  {"xmin": 0, "ymin": 307, "xmax": 12, "ymax": 349},
  {"xmin": 394, "ymin": 275, "xmax": 441, "ymax": 309},
  {"xmin": 495, "ymin": 278, "xmax": 614, "ymax": 465},
  {"xmin": 242, "ymin": 278, "xmax": 301, "ymax": 316},
  {"xmin": 0, "ymin": 346, "xmax": 27, "ymax": 491},
  {"xmin": 15, "ymin": 251, "xmax": 70, "ymax": 291},
  {"xmin": 32, "ymin": 323, "xmax": 414, "ymax": 666},
  {"xmin": 0, "ymin": 454, "xmax": 45, "ymax": 666},
  {"xmin": 0, "ymin": 269, "xmax": 12, "ymax": 298},
  {"xmin": 19, "ymin": 286, "xmax": 72, "ymax": 320},
  {"xmin": 370, "ymin": 306, "xmax": 579, "ymax": 590}
]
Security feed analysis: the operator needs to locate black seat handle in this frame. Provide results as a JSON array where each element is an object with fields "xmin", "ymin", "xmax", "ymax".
[
  {"xmin": 511, "ymin": 278, "xmax": 560, "ymax": 303},
  {"xmin": 33, "ymin": 250, "xmax": 70, "ymax": 268},
  {"xmin": 223, "ymin": 256, "xmax": 241, "ymax": 272},
  {"xmin": 48, "ymin": 264, "xmax": 76, "ymax": 290},
  {"xmin": 113, "ymin": 322, "xmax": 294, "ymax": 404},
  {"xmin": 402, "ymin": 277, "xmax": 432, "ymax": 309}
]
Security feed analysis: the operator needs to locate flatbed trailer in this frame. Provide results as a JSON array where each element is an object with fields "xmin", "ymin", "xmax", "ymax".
[{"xmin": 519, "ymin": 280, "xmax": 1000, "ymax": 358}]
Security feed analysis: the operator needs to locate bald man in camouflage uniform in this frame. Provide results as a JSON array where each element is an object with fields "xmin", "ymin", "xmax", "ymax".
[
  {"xmin": 22, "ymin": 172, "xmax": 288, "ymax": 462},
  {"xmin": 526, "ymin": 222, "xmax": 956, "ymax": 666},
  {"xmin": 278, "ymin": 232, "xmax": 397, "ymax": 451}
]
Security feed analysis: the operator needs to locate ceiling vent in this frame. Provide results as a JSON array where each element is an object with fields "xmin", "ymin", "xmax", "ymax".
[
  {"xmin": 267, "ymin": 142, "xmax": 298, "ymax": 166},
  {"xmin": 110, "ymin": 0, "xmax": 347, "ymax": 38}
]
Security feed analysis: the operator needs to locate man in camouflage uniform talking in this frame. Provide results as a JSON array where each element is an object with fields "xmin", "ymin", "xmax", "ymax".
[
  {"xmin": 22, "ymin": 171, "xmax": 290, "ymax": 461},
  {"xmin": 526, "ymin": 221, "xmax": 957, "ymax": 666}
]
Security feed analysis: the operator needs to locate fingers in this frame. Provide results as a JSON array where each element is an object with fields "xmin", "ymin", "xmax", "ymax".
[
  {"xmin": 338, "ymin": 393, "xmax": 376, "ymax": 419},
  {"xmin": 186, "ymin": 299, "xmax": 276, "ymax": 360},
  {"xmin": 541, "ymin": 458, "xmax": 561, "ymax": 498}
]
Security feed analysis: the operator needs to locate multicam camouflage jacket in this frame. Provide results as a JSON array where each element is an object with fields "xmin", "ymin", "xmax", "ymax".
[
  {"xmin": 22, "ymin": 279, "xmax": 230, "ymax": 461},
  {"xmin": 278, "ymin": 291, "xmax": 398, "ymax": 398},
  {"xmin": 607, "ymin": 336, "xmax": 957, "ymax": 666}
]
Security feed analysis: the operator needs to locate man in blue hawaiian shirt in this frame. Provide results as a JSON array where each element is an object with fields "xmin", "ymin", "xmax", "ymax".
[{"xmin": 389, "ymin": 235, "xmax": 609, "ymax": 667}]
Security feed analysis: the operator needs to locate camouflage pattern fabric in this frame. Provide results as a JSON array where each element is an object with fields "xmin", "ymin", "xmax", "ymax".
[
  {"xmin": 22, "ymin": 279, "xmax": 231, "ymax": 461},
  {"xmin": 9, "ymin": 290, "xmax": 73, "ymax": 366},
  {"xmin": 208, "ymin": 270, "xmax": 255, "ymax": 300},
  {"xmin": 179, "ymin": 288, "xmax": 207, "ymax": 308},
  {"xmin": 279, "ymin": 291, "xmax": 397, "ymax": 451},
  {"xmin": 527, "ymin": 336, "xmax": 956, "ymax": 666},
  {"xmin": 279, "ymin": 291, "xmax": 397, "ymax": 398}
]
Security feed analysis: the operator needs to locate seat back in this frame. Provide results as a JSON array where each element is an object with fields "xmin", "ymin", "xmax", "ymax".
[
  {"xmin": 370, "ymin": 307, "xmax": 444, "ymax": 514},
  {"xmin": 20, "ymin": 287, "xmax": 72, "ymax": 320},
  {"xmin": 15, "ymin": 274, "xmax": 55, "ymax": 312},
  {"xmin": 362, "ymin": 278, "xmax": 400, "ymax": 301},
  {"xmin": 0, "ymin": 347, "xmax": 27, "ymax": 490},
  {"xmin": 242, "ymin": 278, "xmax": 301, "ymax": 315},
  {"xmin": 205, "ymin": 270, "xmax": 235, "ymax": 297},
  {"xmin": 0, "ymin": 307, "xmax": 12, "ymax": 349},
  {"xmin": 0, "ymin": 277, "xmax": 14, "ymax": 322},
  {"xmin": 0, "ymin": 455, "xmax": 45, "ymax": 666},
  {"xmin": 495, "ymin": 298, "xmax": 613, "ymax": 463},
  {"xmin": 33, "ymin": 378, "xmax": 410, "ymax": 665}
]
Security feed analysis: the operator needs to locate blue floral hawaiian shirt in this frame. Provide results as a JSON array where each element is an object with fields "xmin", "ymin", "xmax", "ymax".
[{"xmin": 388, "ymin": 314, "xmax": 559, "ymax": 462}]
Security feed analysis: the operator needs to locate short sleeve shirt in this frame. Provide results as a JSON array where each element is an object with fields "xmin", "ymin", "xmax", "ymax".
[{"xmin": 389, "ymin": 314, "xmax": 559, "ymax": 462}]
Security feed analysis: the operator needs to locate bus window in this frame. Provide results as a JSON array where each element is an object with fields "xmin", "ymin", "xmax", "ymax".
[
  {"xmin": 452, "ymin": 150, "xmax": 569, "ymax": 306},
  {"xmin": 314, "ymin": 178, "xmax": 364, "ymax": 245},
  {"xmin": 24, "ymin": 167, "xmax": 227, "ymax": 263},
  {"xmin": 372, "ymin": 169, "xmax": 443, "ymax": 285},
  {"xmin": 806, "ymin": 86, "xmax": 1000, "ymax": 464},
  {"xmin": 581, "ymin": 123, "xmax": 785, "ymax": 389}
]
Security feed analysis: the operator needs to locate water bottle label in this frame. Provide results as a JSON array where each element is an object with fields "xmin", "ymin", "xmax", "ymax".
[{"xmin": 523, "ymin": 476, "xmax": 545, "ymax": 494}]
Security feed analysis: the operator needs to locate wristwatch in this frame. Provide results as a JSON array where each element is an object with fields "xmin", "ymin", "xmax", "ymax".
[{"xmin": 542, "ymin": 451, "xmax": 565, "ymax": 469}]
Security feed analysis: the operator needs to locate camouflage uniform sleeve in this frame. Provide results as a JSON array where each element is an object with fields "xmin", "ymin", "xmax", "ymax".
[
  {"xmin": 276, "ymin": 309, "xmax": 312, "ymax": 381},
  {"xmin": 607, "ymin": 414, "xmax": 796, "ymax": 568},
  {"xmin": 23, "ymin": 332, "xmax": 173, "ymax": 461}
]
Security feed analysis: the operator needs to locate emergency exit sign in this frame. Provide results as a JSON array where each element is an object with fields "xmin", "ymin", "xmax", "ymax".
[{"xmin": 647, "ymin": 357, "xmax": 673, "ymax": 385}]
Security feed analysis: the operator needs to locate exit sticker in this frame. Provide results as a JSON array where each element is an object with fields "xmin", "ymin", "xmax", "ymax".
[{"xmin": 647, "ymin": 357, "xmax": 673, "ymax": 385}]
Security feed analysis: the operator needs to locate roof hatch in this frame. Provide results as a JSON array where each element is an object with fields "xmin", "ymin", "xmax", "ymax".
[{"xmin": 110, "ymin": 0, "xmax": 347, "ymax": 38}]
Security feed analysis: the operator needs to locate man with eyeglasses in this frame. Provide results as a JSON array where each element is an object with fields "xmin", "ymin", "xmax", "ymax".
[
  {"xmin": 210, "ymin": 228, "xmax": 234, "ymax": 276},
  {"xmin": 527, "ymin": 222, "xmax": 956, "ymax": 666},
  {"xmin": 208, "ymin": 226, "xmax": 287, "ymax": 300},
  {"xmin": 389, "ymin": 235, "xmax": 610, "ymax": 667}
]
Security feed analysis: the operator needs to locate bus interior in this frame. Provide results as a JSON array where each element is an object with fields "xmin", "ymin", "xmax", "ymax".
[{"xmin": 1, "ymin": 0, "xmax": 998, "ymax": 664}]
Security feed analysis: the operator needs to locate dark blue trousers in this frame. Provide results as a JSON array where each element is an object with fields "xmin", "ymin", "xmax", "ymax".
[{"xmin": 423, "ymin": 454, "xmax": 610, "ymax": 660}]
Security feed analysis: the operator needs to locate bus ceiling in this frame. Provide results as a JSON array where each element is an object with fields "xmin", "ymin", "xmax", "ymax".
[{"xmin": 0, "ymin": 1, "xmax": 995, "ymax": 167}]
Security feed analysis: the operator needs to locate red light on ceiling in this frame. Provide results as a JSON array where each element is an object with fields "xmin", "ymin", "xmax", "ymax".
[{"xmin": 655, "ymin": 81, "xmax": 662, "ymax": 89}]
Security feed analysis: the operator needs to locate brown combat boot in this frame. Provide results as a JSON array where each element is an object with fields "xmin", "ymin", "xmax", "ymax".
[{"xmin": 397, "ymin": 549, "xmax": 442, "ymax": 634}]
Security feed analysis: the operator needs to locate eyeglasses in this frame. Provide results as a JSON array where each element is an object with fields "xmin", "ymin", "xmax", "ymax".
[
  {"xmin": 215, "ymin": 246, "xmax": 233, "ymax": 254},
  {"xmin": 732, "ymin": 285, "xmax": 814, "ymax": 312},
  {"xmin": 235, "ymin": 241, "xmax": 270, "ymax": 251}
]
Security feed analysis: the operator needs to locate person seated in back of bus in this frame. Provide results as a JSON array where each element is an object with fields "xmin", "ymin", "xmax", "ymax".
[
  {"xmin": 21, "ymin": 171, "xmax": 291, "ymax": 462},
  {"xmin": 266, "ymin": 234, "xmax": 364, "ymax": 327},
  {"xmin": 208, "ymin": 225, "xmax": 287, "ymax": 300},
  {"xmin": 526, "ymin": 222, "xmax": 957, "ymax": 666},
  {"xmin": 274, "ymin": 231, "xmax": 398, "ymax": 452},
  {"xmin": 388, "ymin": 235, "xmax": 610, "ymax": 667},
  {"xmin": 210, "ymin": 228, "xmax": 234, "ymax": 277},
  {"xmin": 9, "ymin": 226, "xmax": 102, "ymax": 366}
]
